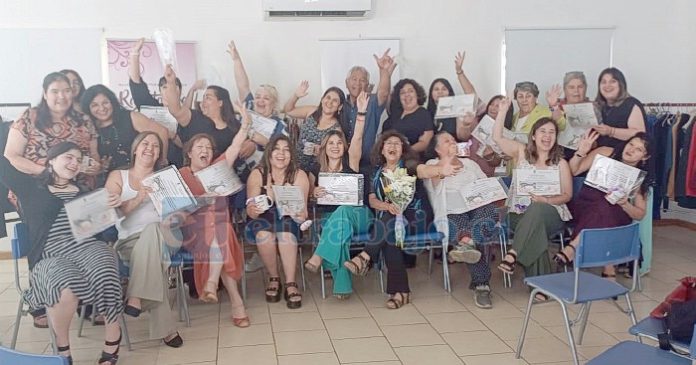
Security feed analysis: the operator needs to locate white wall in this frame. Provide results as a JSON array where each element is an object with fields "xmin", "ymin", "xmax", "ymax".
[{"xmin": 2, "ymin": 0, "xmax": 695, "ymax": 106}]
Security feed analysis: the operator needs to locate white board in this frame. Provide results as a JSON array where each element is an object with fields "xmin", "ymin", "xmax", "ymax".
[
  {"xmin": 0, "ymin": 28, "xmax": 102, "ymax": 105},
  {"xmin": 319, "ymin": 38, "xmax": 401, "ymax": 93},
  {"xmin": 504, "ymin": 28, "xmax": 614, "ymax": 103}
]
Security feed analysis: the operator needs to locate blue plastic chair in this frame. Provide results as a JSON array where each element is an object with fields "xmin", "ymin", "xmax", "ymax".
[
  {"xmin": 0, "ymin": 346, "xmax": 69, "ymax": 365},
  {"xmin": 630, "ymin": 316, "xmax": 692, "ymax": 354},
  {"xmin": 587, "ymin": 324, "xmax": 696, "ymax": 364},
  {"xmin": 516, "ymin": 222, "xmax": 642, "ymax": 365}
]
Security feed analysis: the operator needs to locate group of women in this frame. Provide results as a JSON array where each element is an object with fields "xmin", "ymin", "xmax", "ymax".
[{"xmin": 0, "ymin": 37, "xmax": 652, "ymax": 364}]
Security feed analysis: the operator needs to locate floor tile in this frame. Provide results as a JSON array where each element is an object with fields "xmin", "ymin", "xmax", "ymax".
[
  {"xmin": 425, "ymin": 312, "xmax": 487, "ymax": 333},
  {"xmin": 381, "ymin": 323, "xmax": 444, "ymax": 347},
  {"xmin": 218, "ymin": 323, "xmax": 274, "ymax": 347},
  {"xmin": 277, "ymin": 352, "xmax": 340, "ymax": 365},
  {"xmin": 509, "ymin": 336, "xmax": 581, "ymax": 364},
  {"xmin": 271, "ymin": 311, "xmax": 325, "ymax": 332},
  {"xmin": 369, "ymin": 306, "xmax": 427, "ymax": 326},
  {"xmin": 324, "ymin": 317, "xmax": 382, "ymax": 339},
  {"xmin": 460, "ymin": 353, "xmax": 529, "ymax": 365},
  {"xmin": 157, "ymin": 338, "xmax": 217, "ymax": 364},
  {"xmin": 411, "ymin": 295, "xmax": 468, "ymax": 314},
  {"xmin": 274, "ymin": 329, "xmax": 333, "ymax": 355},
  {"xmin": 332, "ymin": 337, "xmax": 398, "ymax": 363},
  {"xmin": 442, "ymin": 330, "xmax": 512, "ymax": 356},
  {"xmin": 217, "ymin": 344, "xmax": 277, "ymax": 365},
  {"xmin": 395, "ymin": 344, "xmax": 463, "ymax": 365}
]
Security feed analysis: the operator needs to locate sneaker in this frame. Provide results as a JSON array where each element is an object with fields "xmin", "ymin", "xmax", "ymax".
[
  {"xmin": 245, "ymin": 253, "xmax": 264, "ymax": 273},
  {"xmin": 473, "ymin": 284, "xmax": 493, "ymax": 309},
  {"xmin": 448, "ymin": 243, "xmax": 482, "ymax": 264}
]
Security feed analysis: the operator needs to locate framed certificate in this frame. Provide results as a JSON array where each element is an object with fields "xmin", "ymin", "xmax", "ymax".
[
  {"xmin": 514, "ymin": 168, "xmax": 561, "ymax": 196},
  {"xmin": 139, "ymin": 106, "xmax": 179, "ymax": 135},
  {"xmin": 194, "ymin": 160, "xmax": 243, "ymax": 196},
  {"xmin": 317, "ymin": 173, "xmax": 364, "ymax": 206},
  {"xmin": 142, "ymin": 165, "xmax": 198, "ymax": 217},
  {"xmin": 584, "ymin": 154, "xmax": 645, "ymax": 195},
  {"xmin": 459, "ymin": 177, "xmax": 508, "ymax": 213},
  {"xmin": 271, "ymin": 185, "xmax": 306, "ymax": 217},
  {"xmin": 434, "ymin": 94, "xmax": 475, "ymax": 119},
  {"xmin": 65, "ymin": 188, "xmax": 120, "ymax": 242}
]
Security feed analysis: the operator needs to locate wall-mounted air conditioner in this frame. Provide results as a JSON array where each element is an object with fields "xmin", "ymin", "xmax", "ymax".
[{"xmin": 262, "ymin": 0, "xmax": 373, "ymax": 20}]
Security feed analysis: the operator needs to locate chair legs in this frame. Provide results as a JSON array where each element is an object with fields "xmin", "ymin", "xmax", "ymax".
[
  {"xmin": 120, "ymin": 314, "xmax": 132, "ymax": 351},
  {"xmin": 77, "ymin": 305, "xmax": 88, "ymax": 337},
  {"xmin": 175, "ymin": 265, "xmax": 191, "ymax": 327},
  {"xmin": 10, "ymin": 298, "xmax": 23, "ymax": 349},
  {"xmin": 46, "ymin": 312, "xmax": 58, "ymax": 355},
  {"xmin": 499, "ymin": 228, "xmax": 512, "ymax": 288},
  {"xmin": 576, "ymin": 302, "xmax": 592, "ymax": 345}
]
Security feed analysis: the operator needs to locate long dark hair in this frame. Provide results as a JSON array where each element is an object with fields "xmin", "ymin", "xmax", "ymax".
[
  {"xmin": 610, "ymin": 132, "xmax": 653, "ymax": 195},
  {"xmin": 370, "ymin": 130, "xmax": 418, "ymax": 168},
  {"xmin": 60, "ymin": 69, "xmax": 85, "ymax": 102},
  {"xmin": 388, "ymin": 78, "xmax": 427, "ymax": 117},
  {"xmin": 39, "ymin": 141, "xmax": 81, "ymax": 186},
  {"xmin": 595, "ymin": 67, "xmax": 630, "ymax": 108},
  {"xmin": 523, "ymin": 117, "xmax": 564, "ymax": 166},
  {"xmin": 81, "ymin": 84, "xmax": 122, "ymax": 123},
  {"xmin": 480, "ymin": 95, "xmax": 514, "ymax": 129},
  {"xmin": 258, "ymin": 135, "xmax": 298, "ymax": 185},
  {"xmin": 206, "ymin": 86, "xmax": 238, "ymax": 129},
  {"xmin": 36, "ymin": 72, "xmax": 85, "ymax": 132},
  {"xmin": 426, "ymin": 78, "xmax": 455, "ymax": 119}
]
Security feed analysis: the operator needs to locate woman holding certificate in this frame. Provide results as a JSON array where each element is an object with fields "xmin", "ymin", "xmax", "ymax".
[
  {"xmin": 105, "ymin": 132, "xmax": 184, "ymax": 348},
  {"xmin": 492, "ymin": 98, "xmax": 573, "ymax": 297},
  {"xmin": 246, "ymin": 135, "xmax": 310, "ymax": 309},
  {"xmin": 554, "ymin": 131, "xmax": 650, "ymax": 278},
  {"xmin": 177, "ymin": 103, "xmax": 251, "ymax": 327},
  {"xmin": 0, "ymin": 142, "xmax": 124, "ymax": 364},
  {"xmin": 303, "ymin": 91, "xmax": 371, "ymax": 299},
  {"xmin": 593, "ymin": 68, "xmax": 647, "ymax": 149},
  {"xmin": 343, "ymin": 131, "xmax": 458, "ymax": 309}
]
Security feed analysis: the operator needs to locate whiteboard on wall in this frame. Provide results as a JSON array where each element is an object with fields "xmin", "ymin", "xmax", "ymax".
[
  {"xmin": 0, "ymin": 28, "xmax": 102, "ymax": 105},
  {"xmin": 319, "ymin": 38, "xmax": 400, "ymax": 93},
  {"xmin": 504, "ymin": 28, "xmax": 614, "ymax": 104}
]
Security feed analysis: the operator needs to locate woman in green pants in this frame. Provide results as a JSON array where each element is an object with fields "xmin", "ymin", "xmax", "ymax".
[{"xmin": 303, "ymin": 92, "xmax": 372, "ymax": 299}]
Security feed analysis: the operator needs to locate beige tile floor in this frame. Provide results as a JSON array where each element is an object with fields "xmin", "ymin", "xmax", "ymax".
[{"xmin": 0, "ymin": 225, "xmax": 694, "ymax": 365}]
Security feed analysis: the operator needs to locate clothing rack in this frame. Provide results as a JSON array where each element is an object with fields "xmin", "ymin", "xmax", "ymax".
[{"xmin": 644, "ymin": 102, "xmax": 696, "ymax": 107}]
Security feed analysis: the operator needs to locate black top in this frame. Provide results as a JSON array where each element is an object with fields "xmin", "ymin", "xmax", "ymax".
[
  {"xmin": 382, "ymin": 107, "xmax": 435, "ymax": 146},
  {"xmin": 129, "ymin": 78, "xmax": 160, "ymax": 108},
  {"xmin": 0, "ymin": 156, "xmax": 74, "ymax": 270},
  {"xmin": 435, "ymin": 117, "xmax": 459, "ymax": 141},
  {"xmin": 598, "ymin": 96, "xmax": 647, "ymax": 148},
  {"xmin": 97, "ymin": 108, "xmax": 138, "ymax": 171},
  {"xmin": 177, "ymin": 109, "xmax": 239, "ymax": 158},
  {"xmin": 310, "ymin": 155, "xmax": 361, "ymax": 215}
]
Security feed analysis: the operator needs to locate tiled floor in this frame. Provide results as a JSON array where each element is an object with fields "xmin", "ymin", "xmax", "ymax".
[{"xmin": 0, "ymin": 225, "xmax": 694, "ymax": 365}]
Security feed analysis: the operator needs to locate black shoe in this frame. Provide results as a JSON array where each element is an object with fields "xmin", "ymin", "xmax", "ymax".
[
  {"xmin": 124, "ymin": 304, "xmax": 141, "ymax": 318},
  {"xmin": 97, "ymin": 333, "xmax": 121, "ymax": 364},
  {"xmin": 265, "ymin": 277, "xmax": 282, "ymax": 303},
  {"xmin": 284, "ymin": 282, "xmax": 302, "ymax": 309},
  {"xmin": 163, "ymin": 332, "xmax": 184, "ymax": 348},
  {"xmin": 57, "ymin": 344, "xmax": 72, "ymax": 365}
]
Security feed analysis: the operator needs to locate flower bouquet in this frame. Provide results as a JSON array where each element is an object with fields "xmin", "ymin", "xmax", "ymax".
[{"xmin": 381, "ymin": 168, "xmax": 417, "ymax": 248}]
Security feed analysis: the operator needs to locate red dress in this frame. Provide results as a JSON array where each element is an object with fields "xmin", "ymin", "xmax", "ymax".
[{"xmin": 179, "ymin": 155, "xmax": 243, "ymax": 295}]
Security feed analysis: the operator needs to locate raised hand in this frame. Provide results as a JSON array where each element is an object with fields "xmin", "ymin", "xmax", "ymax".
[
  {"xmin": 192, "ymin": 79, "xmax": 207, "ymax": 90},
  {"xmin": 356, "ymin": 91, "xmax": 369, "ymax": 113},
  {"xmin": 577, "ymin": 129, "xmax": 599, "ymax": 155},
  {"xmin": 454, "ymin": 51, "xmax": 465, "ymax": 73},
  {"xmin": 295, "ymin": 80, "xmax": 309, "ymax": 98},
  {"xmin": 374, "ymin": 48, "xmax": 396, "ymax": 73},
  {"xmin": 498, "ymin": 96, "xmax": 512, "ymax": 115},
  {"xmin": 131, "ymin": 38, "xmax": 145, "ymax": 55},
  {"xmin": 545, "ymin": 84, "xmax": 562, "ymax": 107},
  {"xmin": 164, "ymin": 64, "xmax": 177, "ymax": 83},
  {"xmin": 226, "ymin": 41, "xmax": 240, "ymax": 60}
]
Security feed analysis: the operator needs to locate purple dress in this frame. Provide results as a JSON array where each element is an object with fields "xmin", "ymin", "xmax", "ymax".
[{"xmin": 570, "ymin": 186, "xmax": 632, "ymax": 239}]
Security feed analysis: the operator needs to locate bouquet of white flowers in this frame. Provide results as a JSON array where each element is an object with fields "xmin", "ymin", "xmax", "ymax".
[{"xmin": 381, "ymin": 168, "xmax": 417, "ymax": 248}]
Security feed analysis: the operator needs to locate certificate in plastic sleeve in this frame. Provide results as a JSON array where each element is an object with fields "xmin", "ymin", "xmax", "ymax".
[
  {"xmin": 65, "ymin": 188, "xmax": 120, "ymax": 242},
  {"xmin": 143, "ymin": 165, "xmax": 198, "ymax": 218},
  {"xmin": 139, "ymin": 106, "xmax": 179, "ymax": 135},
  {"xmin": 271, "ymin": 185, "xmax": 305, "ymax": 217},
  {"xmin": 194, "ymin": 160, "xmax": 243, "ymax": 196},
  {"xmin": 459, "ymin": 177, "xmax": 508, "ymax": 213},
  {"xmin": 514, "ymin": 168, "xmax": 561, "ymax": 196},
  {"xmin": 317, "ymin": 173, "xmax": 364, "ymax": 206},
  {"xmin": 558, "ymin": 102, "xmax": 599, "ymax": 150},
  {"xmin": 249, "ymin": 112, "xmax": 279, "ymax": 139},
  {"xmin": 584, "ymin": 154, "xmax": 645, "ymax": 195},
  {"xmin": 434, "ymin": 94, "xmax": 475, "ymax": 119},
  {"xmin": 471, "ymin": 115, "xmax": 523, "ymax": 156}
]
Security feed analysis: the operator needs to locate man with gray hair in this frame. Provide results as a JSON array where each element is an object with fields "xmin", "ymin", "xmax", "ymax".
[{"xmin": 343, "ymin": 49, "xmax": 397, "ymax": 168}]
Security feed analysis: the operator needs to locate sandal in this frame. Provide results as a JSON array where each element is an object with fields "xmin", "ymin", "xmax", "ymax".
[
  {"xmin": 57, "ymin": 344, "xmax": 72, "ymax": 365},
  {"xmin": 231, "ymin": 304, "xmax": 250, "ymax": 328},
  {"xmin": 265, "ymin": 277, "xmax": 282, "ymax": 303},
  {"xmin": 553, "ymin": 245, "xmax": 576, "ymax": 267},
  {"xmin": 33, "ymin": 314, "xmax": 49, "ymax": 329},
  {"xmin": 333, "ymin": 293, "xmax": 351, "ymax": 300},
  {"xmin": 163, "ymin": 332, "xmax": 184, "ymax": 348},
  {"xmin": 497, "ymin": 252, "xmax": 517, "ymax": 275},
  {"xmin": 201, "ymin": 281, "xmax": 219, "ymax": 303},
  {"xmin": 533, "ymin": 292, "xmax": 549, "ymax": 303},
  {"xmin": 304, "ymin": 259, "xmax": 320, "ymax": 274},
  {"xmin": 123, "ymin": 300, "xmax": 141, "ymax": 318},
  {"xmin": 344, "ymin": 253, "xmax": 370, "ymax": 277},
  {"xmin": 284, "ymin": 282, "xmax": 302, "ymax": 309},
  {"xmin": 386, "ymin": 292, "xmax": 410, "ymax": 309},
  {"xmin": 98, "ymin": 333, "xmax": 121, "ymax": 365}
]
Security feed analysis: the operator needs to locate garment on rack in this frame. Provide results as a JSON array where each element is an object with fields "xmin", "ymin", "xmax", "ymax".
[
  {"xmin": 686, "ymin": 115, "xmax": 696, "ymax": 197},
  {"xmin": 675, "ymin": 115, "xmax": 696, "ymax": 208}
]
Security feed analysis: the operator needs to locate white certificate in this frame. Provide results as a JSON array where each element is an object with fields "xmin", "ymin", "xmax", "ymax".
[
  {"xmin": 65, "ymin": 188, "xmax": 120, "ymax": 242},
  {"xmin": 584, "ymin": 154, "xmax": 645, "ymax": 195},
  {"xmin": 459, "ymin": 177, "xmax": 508, "ymax": 213},
  {"xmin": 471, "ymin": 115, "xmax": 526, "ymax": 156},
  {"xmin": 434, "ymin": 94, "xmax": 475, "ymax": 119},
  {"xmin": 249, "ymin": 112, "xmax": 279, "ymax": 139},
  {"xmin": 271, "ymin": 185, "xmax": 306, "ymax": 217},
  {"xmin": 514, "ymin": 168, "xmax": 561, "ymax": 196},
  {"xmin": 139, "ymin": 106, "xmax": 179, "ymax": 135},
  {"xmin": 194, "ymin": 159, "xmax": 243, "ymax": 196},
  {"xmin": 143, "ymin": 165, "xmax": 197, "ymax": 217},
  {"xmin": 317, "ymin": 173, "xmax": 364, "ymax": 206},
  {"xmin": 558, "ymin": 103, "xmax": 599, "ymax": 150}
]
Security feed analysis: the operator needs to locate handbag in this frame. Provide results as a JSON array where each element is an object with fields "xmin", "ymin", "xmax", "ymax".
[{"xmin": 651, "ymin": 276, "xmax": 696, "ymax": 318}]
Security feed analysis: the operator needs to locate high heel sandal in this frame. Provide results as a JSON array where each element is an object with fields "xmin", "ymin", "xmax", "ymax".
[
  {"xmin": 265, "ymin": 277, "xmax": 282, "ymax": 303},
  {"xmin": 343, "ymin": 253, "xmax": 370, "ymax": 277},
  {"xmin": 304, "ymin": 259, "xmax": 320, "ymax": 274},
  {"xmin": 553, "ymin": 245, "xmax": 576, "ymax": 267},
  {"xmin": 201, "ymin": 281, "xmax": 219, "ymax": 303},
  {"xmin": 123, "ymin": 299, "xmax": 141, "ymax": 318},
  {"xmin": 231, "ymin": 304, "xmax": 251, "ymax": 328},
  {"xmin": 497, "ymin": 252, "xmax": 517, "ymax": 275},
  {"xmin": 386, "ymin": 292, "xmax": 410, "ymax": 309},
  {"xmin": 57, "ymin": 344, "xmax": 72, "ymax": 365},
  {"xmin": 284, "ymin": 282, "xmax": 302, "ymax": 309},
  {"xmin": 98, "ymin": 333, "xmax": 121, "ymax": 365}
]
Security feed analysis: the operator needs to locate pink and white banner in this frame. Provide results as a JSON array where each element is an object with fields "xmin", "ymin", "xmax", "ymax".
[{"xmin": 107, "ymin": 39, "xmax": 197, "ymax": 110}]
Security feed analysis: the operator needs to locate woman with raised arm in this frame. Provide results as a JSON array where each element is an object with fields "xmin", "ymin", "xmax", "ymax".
[
  {"xmin": 593, "ymin": 68, "xmax": 647, "ymax": 148},
  {"xmin": 511, "ymin": 81, "xmax": 566, "ymax": 133},
  {"xmin": 302, "ymin": 92, "xmax": 371, "ymax": 299},
  {"xmin": 283, "ymin": 81, "xmax": 346, "ymax": 172},
  {"xmin": 4, "ymin": 72, "xmax": 101, "ymax": 189},
  {"xmin": 492, "ymin": 97, "xmax": 573, "ymax": 299},
  {"xmin": 343, "ymin": 131, "xmax": 458, "ymax": 309},
  {"xmin": 177, "ymin": 101, "xmax": 252, "ymax": 327},
  {"xmin": 245, "ymin": 135, "xmax": 310, "ymax": 309},
  {"xmin": 82, "ymin": 84, "xmax": 170, "ymax": 173},
  {"xmin": 554, "ymin": 131, "xmax": 650, "ymax": 279},
  {"xmin": 0, "ymin": 142, "xmax": 123, "ymax": 365},
  {"xmin": 104, "ymin": 132, "xmax": 183, "ymax": 348}
]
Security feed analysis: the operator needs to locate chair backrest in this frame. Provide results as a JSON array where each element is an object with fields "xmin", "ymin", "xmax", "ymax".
[
  {"xmin": 11, "ymin": 222, "xmax": 29, "ymax": 259},
  {"xmin": 0, "ymin": 346, "xmax": 69, "ymax": 365},
  {"xmin": 575, "ymin": 222, "xmax": 641, "ymax": 269},
  {"xmin": 691, "ymin": 323, "xmax": 696, "ymax": 359}
]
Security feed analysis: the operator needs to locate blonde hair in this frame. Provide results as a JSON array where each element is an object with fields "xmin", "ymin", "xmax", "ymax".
[{"xmin": 256, "ymin": 84, "xmax": 279, "ymax": 114}]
